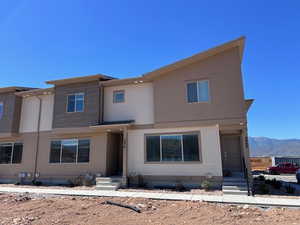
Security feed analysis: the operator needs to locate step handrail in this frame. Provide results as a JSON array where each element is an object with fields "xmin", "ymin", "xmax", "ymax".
[{"xmin": 242, "ymin": 157, "xmax": 251, "ymax": 196}]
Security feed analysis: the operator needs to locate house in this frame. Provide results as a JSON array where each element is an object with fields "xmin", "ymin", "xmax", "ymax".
[{"xmin": 0, "ymin": 37, "xmax": 253, "ymax": 192}]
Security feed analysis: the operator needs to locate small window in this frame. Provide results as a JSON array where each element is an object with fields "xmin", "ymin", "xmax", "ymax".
[
  {"xmin": 145, "ymin": 133, "xmax": 200, "ymax": 162},
  {"xmin": 113, "ymin": 90, "xmax": 125, "ymax": 103},
  {"xmin": 0, "ymin": 142, "xmax": 23, "ymax": 164},
  {"xmin": 67, "ymin": 93, "xmax": 84, "ymax": 112},
  {"xmin": 49, "ymin": 139, "xmax": 90, "ymax": 164},
  {"xmin": 187, "ymin": 80, "xmax": 210, "ymax": 103},
  {"xmin": 0, "ymin": 102, "xmax": 3, "ymax": 119}
]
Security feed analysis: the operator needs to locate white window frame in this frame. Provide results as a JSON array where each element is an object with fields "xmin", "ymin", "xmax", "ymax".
[
  {"xmin": 113, "ymin": 90, "xmax": 125, "ymax": 103},
  {"xmin": 146, "ymin": 133, "xmax": 200, "ymax": 162},
  {"xmin": 186, "ymin": 80, "xmax": 210, "ymax": 103},
  {"xmin": 50, "ymin": 138, "xmax": 90, "ymax": 164},
  {"xmin": 0, "ymin": 102, "xmax": 3, "ymax": 120},
  {"xmin": 67, "ymin": 93, "xmax": 85, "ymax": 113},
  {"xmin": 0, "ymin": 142, "xmax": 22, "ymax": 164}
]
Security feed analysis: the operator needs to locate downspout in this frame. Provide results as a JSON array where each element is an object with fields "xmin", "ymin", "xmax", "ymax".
[{"xmin": 33, "ymin": 96, "xmax": 42, "ymax": 183}]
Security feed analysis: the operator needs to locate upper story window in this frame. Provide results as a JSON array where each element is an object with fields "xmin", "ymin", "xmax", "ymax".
[
  {"xmin": 187, "ymin": 80, "xmax": 210, "ymax": 103},
  {"xmin": 0, "ymin": 102, "xmax": 3, "ymax": 119},
  {"xmin": 0, "ymin": 142, "xmax": 23, "ymax": 164},
  {"xmin": 113, "ymin": 90, "xmax": 125, "ymax": 103},
  {"xmin": 67, "ymin": 93, "xmax": 84, "ymax": 112}
]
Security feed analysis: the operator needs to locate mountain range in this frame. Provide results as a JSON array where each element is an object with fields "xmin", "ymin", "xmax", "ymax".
[{"xmin": 249, "ymin": 137, "xmax": 300, "ymax": 157}]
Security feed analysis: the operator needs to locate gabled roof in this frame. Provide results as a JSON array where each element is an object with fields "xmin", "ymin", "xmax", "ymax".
[
  {"xmin": 46, "ymin": 74, "xmax": 116, "ymax": 85},
  {"xmin": 142, "ymin": 36, "xmax": 245, "ymax": 80},
  {"xmin": 0, "ymin": 86, "xmax": 35, "ymax": 94}
]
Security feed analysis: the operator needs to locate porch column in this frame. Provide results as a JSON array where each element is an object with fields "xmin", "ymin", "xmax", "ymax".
[{"xmin": 122, "ymin": 126, "xmax": 128, "ymax": 186}]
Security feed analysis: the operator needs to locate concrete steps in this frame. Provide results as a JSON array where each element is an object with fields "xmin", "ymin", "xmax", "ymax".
[
  {"xmin": 96, "ymin": 177, "xmax": 122, "ymax": 191},
  {"xmin": 222, "ymin": 176, "xmax": 249, "ymax": 196}
]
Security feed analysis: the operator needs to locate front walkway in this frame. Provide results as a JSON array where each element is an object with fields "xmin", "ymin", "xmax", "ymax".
[{"xmin": 0, "ymin": 186, "xmax": 299, "ymax": 208}]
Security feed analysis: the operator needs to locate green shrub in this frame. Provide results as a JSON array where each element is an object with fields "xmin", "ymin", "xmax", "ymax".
[
  {"xmin": 32, "ymin": 180, "xmax": 43, "ymax": 186},
  {"xmin": 285, "ymin": 185, "xmax": 295, "ymax": 194},
  {"xmin": 258, "ymin": 175, "xmax": 265, "ymax": 182},
  {"xmin": 258, "ymin": 183, "xmax": 269, "ymax": 194},
  {"xmin": 201, "ymin": 180, "xmax": 212, "ymax": 191},
  {"xmin": 175, "ymin": 183, "xmax": 186, "ymax": 192},
  {"xmin": 265, "ymin": 179, "xmax": 271, "ymax": 184},
  {"xmin": 271, "ymin": 179, "xmax": 282, "ymax": 189}
]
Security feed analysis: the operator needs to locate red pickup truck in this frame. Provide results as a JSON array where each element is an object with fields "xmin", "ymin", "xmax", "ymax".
[{"xmin": 267, "ymin": 162, "xmax": 300, "ymax": 174}]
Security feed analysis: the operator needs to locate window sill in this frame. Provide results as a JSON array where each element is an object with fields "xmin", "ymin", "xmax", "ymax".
[{"xmin": 144, "ymin": 161, "xmax": 202, "ymax": 165}]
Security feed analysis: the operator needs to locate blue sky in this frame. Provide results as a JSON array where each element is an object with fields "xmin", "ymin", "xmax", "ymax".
[{"xmin": 1, "ymin": 1, "xmax": 300, "ymax": 139}]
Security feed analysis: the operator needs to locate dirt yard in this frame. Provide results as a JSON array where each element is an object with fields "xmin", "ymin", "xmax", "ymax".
[{"xmin": 0, "ymin": 193, "xmax": 299, "ymax": 225}]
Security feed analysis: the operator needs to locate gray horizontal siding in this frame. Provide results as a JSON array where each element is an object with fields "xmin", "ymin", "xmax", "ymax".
[
  {"xmin": 52, "ymin": 81, "xmax": 101, "ymax": 128},
  {"xmin": 0, "ymin": 93, "xmax": 22, "ymax": 133}
]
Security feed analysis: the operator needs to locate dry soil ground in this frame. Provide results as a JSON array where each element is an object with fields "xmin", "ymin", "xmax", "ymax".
[{"xmin": 0, "ymin": 193, "xmax": 299, "ymax": 225}]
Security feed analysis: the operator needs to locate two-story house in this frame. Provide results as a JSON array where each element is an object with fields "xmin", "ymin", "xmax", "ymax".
[{"xmin": 0, "ymin": 37, "xmax": 253, "ymax": 193}]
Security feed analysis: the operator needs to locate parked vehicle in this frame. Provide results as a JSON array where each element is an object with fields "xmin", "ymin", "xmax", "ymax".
[
  {"xmin": 296, "ymin": 169, "xmax": 300, "ymax": 184},
  {"xmin": 267, "ymin": 163, "xmax": 300, "ymax": 175}
]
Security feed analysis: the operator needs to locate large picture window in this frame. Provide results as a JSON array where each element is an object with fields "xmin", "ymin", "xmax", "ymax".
[
  {"xmin": 0, "ymin": 142, "xmax": 23, "ymax": 164},
  {"xmin": 146, "ymin": 133, "xmax": 200, "ymax": 162},
  {"xmin": 67, "ymin": 93, "xmax": 84, "ymax": 112},
  {"xmin": 49, "ymin": 139, "xmax": 90, "ymax": 163},
  {"xmin": 187, "ymin": 80, "xmax": 210, "ymax": 103}
]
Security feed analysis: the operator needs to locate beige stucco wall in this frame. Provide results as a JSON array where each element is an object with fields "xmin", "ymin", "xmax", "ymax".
[
  {"xmin": 153, "ymin": 47, "xmax": 246, "ymax": 124},
  {"xmin": 127, "ymin": 125, "xmax": 223, "ymax": 177},
  {"xmin": 0, "ymin": 131, "xmax": 109, "ymax": 181},
  {"xmin": 36, "ymin": 132, "xmax": 108, "ymax": 180},
  {"xmin": 103, "ymin": 82, "xmax": 154, "ymax": 124},
  {"xmin": 19, "ymin": 95, "xmax": 54, "ymax": 133},
  {"xmin": 0, "ymin": 133, "xmax": 37, "ymax": 180}
]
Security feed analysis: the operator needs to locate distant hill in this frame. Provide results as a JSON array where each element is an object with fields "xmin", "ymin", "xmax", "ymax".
[{"xmin": 249, "ymin": 137, "xmax": 300, "ymax": 157}]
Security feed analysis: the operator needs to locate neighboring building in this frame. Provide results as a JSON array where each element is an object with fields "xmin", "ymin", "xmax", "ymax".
[
  {"xmin": 0, "ymin": 37, "xmax": 253, "ymax": 190},
  {"xmin": 250, "ymin": 157, "xmax": 272, "ymax": 171}
]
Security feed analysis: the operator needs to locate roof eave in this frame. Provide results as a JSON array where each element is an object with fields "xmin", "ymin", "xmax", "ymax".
[{"xmin": 46, "ymin": 74, "xmax": 116, "ymax": 86}]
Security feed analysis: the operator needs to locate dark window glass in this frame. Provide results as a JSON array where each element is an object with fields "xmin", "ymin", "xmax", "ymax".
[
  {"xmin": 12, "ymin": 143, "xmax": 23, "ymax": 164},
  {"xmin": 50, "ymin": 141, "xmax": 61, "ymax": 163},
  {"xmin": 0, "ymin": 143, "xmax": 12, "ymax": 164},
  {"xmin": 161, "ymin": 135, "xmax": 182, "ymax": 161},
  {"xmin": 183, "ymin": 134, "xmax": 199, "ymax": 161},
  {"xmin": 61, "ymin": 139, "xmax": 77, "ymax": 163},
  {"xmin": 75, "ymin": 94, "xmax": 84, "ymax": 112},
  {"xmin": 0, "ymin": 102, "xmax": 3, "ymax": 119},
  {"xmin": 187, "ymin": 82, "xmax": 198, "ymax": 103},
  {"xmin": 146, "ymin": 136, "xmax": 160, "ymax": 162},
  {"xmin": 67, "ymin": 95, "xmax": 76, "ymax": 112},
  {"xmin": 78, "ymin": 139, "xmax": 90, "ymax": 163}
]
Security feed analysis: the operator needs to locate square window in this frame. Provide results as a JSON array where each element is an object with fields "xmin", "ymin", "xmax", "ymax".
[
  {"xmin": 187, "ymin": 80, "xmax": 210, "ymax": 103},
  {"xmin": 0, "ymin": 142, "xmax": 23, "ymax": 164},
  {"xmin": 113, "ymin": 90, "xmax": 125, "ymax": 103},
  {"xmin": 67, "ymin": 93, "xmax": 84, "ymax": 112}
]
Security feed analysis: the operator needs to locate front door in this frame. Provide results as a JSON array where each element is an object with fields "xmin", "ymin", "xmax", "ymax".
[{"xmin": 220, "ymin": 135, "xmax": 242, "ymax": 173}]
